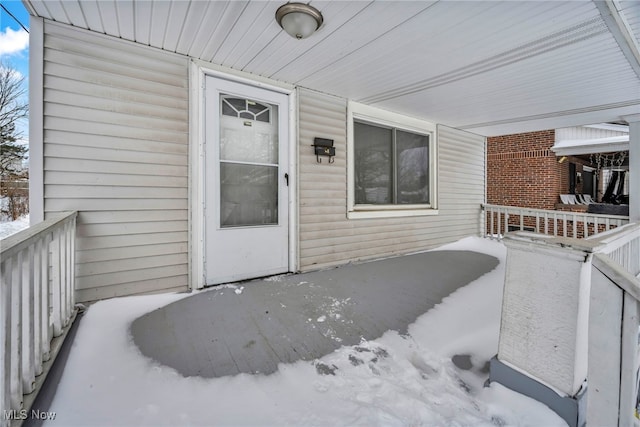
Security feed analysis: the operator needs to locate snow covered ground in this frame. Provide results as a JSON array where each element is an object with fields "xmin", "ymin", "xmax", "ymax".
[
  {"xmin": 0, "ymin": 214, "xmax": 29, "ymax": 239},
  {"xmin": 45, "ymin": 237, "xmax": 567, "ymax": 426}
]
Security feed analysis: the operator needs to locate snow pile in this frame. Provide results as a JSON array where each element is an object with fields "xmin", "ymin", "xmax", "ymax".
[
  {"xmin": 0, "ymin": 214, "xmax": 29, "ymax": 239},
  {"xmin": 45, "ymin": 237, "xmax": 566, "ymax": 426}
]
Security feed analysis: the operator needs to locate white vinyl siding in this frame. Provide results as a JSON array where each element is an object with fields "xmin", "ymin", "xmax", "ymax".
[
  {"xmin": 42, "ymin": 22, "xmax": 189, "ymax": 302},
  {"xmin": 298, "ymin": 88, "xmax": 485, "ymax": 271}
]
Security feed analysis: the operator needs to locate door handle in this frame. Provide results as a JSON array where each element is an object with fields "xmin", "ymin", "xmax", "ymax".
[{"xmin": 284, "ymin": 173, "xmax": 289, "ymax": 186}]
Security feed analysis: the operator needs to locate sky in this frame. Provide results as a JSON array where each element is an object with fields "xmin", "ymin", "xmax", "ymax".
[{"xmin": 1, "ymin": 0, "xmax": 30, "ymax": 144}]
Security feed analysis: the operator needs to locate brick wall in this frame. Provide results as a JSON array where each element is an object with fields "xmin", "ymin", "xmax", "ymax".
[{"xmin": 487, "ymin": 130, "xmax": 563, "ymax": 210}]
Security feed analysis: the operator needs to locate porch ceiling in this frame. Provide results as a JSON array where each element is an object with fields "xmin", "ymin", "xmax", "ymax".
[{"xmin": 23, "ymin": 0, "xmax": 640, "ymax": 136}]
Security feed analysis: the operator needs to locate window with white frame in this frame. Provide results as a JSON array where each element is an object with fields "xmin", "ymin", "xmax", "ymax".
[{"xmin": 348, "ymin": 102, "xmax": 437, "ymax": 219}]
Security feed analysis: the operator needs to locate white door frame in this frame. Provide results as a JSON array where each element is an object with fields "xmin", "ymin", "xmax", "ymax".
[{"xmin": 189, "ymin": 61, "xmax": 298, "ymax": 290}]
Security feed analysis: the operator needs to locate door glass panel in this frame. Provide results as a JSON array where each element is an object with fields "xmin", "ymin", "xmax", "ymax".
[
  {"xmin": 218, "ymin": 94, "xmax": 280, "ymax": 228},
  {"xmin": 222, "ymin": 96, "xmax": 271, "ymax": 122},
  {"xmin": 220, "ymin": 163, "xmax": 278, "ymax": 227},
  {"xmin": 220, "ymin": 126, "xmax": 278, "ymax": 164},
  {"xmin": 220, "ymin": 95, "xmax": 278, "ymax": 164}
]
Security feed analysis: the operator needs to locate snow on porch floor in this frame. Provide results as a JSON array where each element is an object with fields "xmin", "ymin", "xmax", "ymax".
[
  {"xmin": 44, "ymin": 237, "xmax": 568, "ymax": 426},
  {"xmin": 131, "ymin": 249, "xmax": 499, "ymax": 378}
]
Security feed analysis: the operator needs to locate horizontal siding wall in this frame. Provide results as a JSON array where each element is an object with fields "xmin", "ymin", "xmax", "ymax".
[
  {"xmin": 298, "ymin": 88, "xmax": 485, "ymax": 271},
  {"xmin": 42, "ymin": 22, "xmax": 189, "ymax": 301}
]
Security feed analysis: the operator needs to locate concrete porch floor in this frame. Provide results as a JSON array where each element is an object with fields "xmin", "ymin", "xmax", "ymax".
[{"xmin": 131, "ymin": 249, "xmax": 499, "ymax": 378}]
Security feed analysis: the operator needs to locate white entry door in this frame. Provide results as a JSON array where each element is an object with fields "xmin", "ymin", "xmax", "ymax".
[{"xmin": 205, "ymin": 76, "xmax": 289, "ymax": 285}]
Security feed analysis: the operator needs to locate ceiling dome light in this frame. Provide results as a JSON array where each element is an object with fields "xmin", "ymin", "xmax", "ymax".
[{"xmin": 275, "ymin": 3, "xmax": 323, "ymax": 40}]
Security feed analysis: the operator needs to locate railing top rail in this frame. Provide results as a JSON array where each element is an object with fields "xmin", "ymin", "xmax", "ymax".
[
  {"xmin": 482, "ymin": 203, "xmax": 630, "ymax": 221},
  {"xmin": 0, "ymin": 211, "xmax": 77, "ymax": 260},
  {"xmin": 593, "ymin": 253, "xmax": 640, "ymax": 302},
  {"xmin": 502, "ymin": 222, "xmax": 640, "ymax": 254},
  {"xmin": 586, "ymin": 222, "xmax": 640, "ymax": 253}
]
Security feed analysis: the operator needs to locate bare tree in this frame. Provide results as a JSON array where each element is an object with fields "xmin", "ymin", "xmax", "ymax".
[
  {"xmin": 0, "ymin": 60, "xmax": 28, "ymax": 176},
  {"xmin": 0, "ymin": 61, "xmax": 29, "ymax": 220}
]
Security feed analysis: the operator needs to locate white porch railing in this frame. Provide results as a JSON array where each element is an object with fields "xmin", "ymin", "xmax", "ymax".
[
  {"xmin": 589, "ymin": 222, "xmax": 640, "ymax": 278},
  {"xmin": 588, "ymin": 222, "xmax": 640, "ymax": 426},
  {"xmin": 482, "ymin": 203, "xmax": 629, "ymax": 239},
  {"xmin": 0, "ymin": 211, "xmax": 77, "ymax": 426}
]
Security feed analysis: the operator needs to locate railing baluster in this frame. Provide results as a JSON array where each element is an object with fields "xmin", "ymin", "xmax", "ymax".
[
  {"xmin": 64, "ymin": 220, "xmax": 72, "ymax": 325},
  {"xmin": 490, "ymin": 208, "xmax": 495, "ymax": 238},
  {"xmin": 70, "ymin": 217, "xmax": 76, "ymax": 310},
  {"xmin": 10, "ymin": 252, "xmax": 23, "ymax": 410},
  {"xmin": 21, "ymin": 244, "xmax": 36, "ymax": 394},
  {"xmin": 538, "ymin": 213, "xmax": 542, "ymax": 233},
  {"xmin": 520, "ymin": 212, "xmax": 524, "ymax": 231},
  {"xmin": 51, "ymin": 228, "xmax": 62, "ymax": 337},
  {"xmin": 60, "ymin": 224, "xmax": 68, "ymax": 326},
  {"xmin": 41, "ymin": 233, "xmax": 52, "ymax": 361},
  {"xmin": 544, "ymin": 212, "xmax": 549, "ymax": 235},
  {"xmin": 583, "ymin": 215, "xmax": 588, "ymax": 238},
  {"xmin": 1, "ymin": 256, "xmax": 13, "ymax": 424},
  {"xmin": 33, "ymin": 238, "xmax": 43, "ymax": 375},
  {"xmin": 505, "ymin": 212, "xmax": 509, "ymax": 235}
]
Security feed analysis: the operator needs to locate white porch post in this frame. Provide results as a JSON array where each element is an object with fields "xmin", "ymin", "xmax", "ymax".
[
  {"xmin": 490, "ymin": 233, "xmax": 595, "ymax": 427},
  {"xmin": 28, "ymin": 16, "xmax": 45, "ymax": 225},
  {"xmin": 625, "ymin": 115, "xmax": 640, "ymax": 222}
]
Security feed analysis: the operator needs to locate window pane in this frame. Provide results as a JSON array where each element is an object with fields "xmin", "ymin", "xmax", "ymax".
[
  {"xmin": 354, "ymin": 121, "xmax": 392, "ymax": 204},
  {"xmin": 220, "ymin": 163, "xmax": 278, "ymax": 227},
  {"xmin": 396, "ymin": 130, "xmax": 429, "ymax": 204}
]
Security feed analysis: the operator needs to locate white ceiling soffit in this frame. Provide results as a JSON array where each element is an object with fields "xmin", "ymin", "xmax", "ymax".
[
  {"xmin": 552, "ymin": 135, "xmax": 630, "ymax": 156},
  {"xmin": 23, "ymin": 0, "xmax": 640, "ymax": 137}
]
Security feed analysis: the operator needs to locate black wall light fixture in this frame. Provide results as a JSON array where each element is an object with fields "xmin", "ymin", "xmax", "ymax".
[{"xmin": 312, "ymin": 138, "xmax": 335, "ymax": 163}]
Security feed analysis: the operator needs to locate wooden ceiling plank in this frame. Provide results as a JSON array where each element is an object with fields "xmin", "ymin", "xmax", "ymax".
[
  {"xmin": 96, "ymin": 0, "xmax": 119, "ymax": 37},
  {"xmin": 210, "ymin": 1, "xmax": 271, "ymax": 66},
  {"xmin": 186, "ymin": 1, "xmax": 231, "ymax": 59},
  {"xmin": 162, "ymin": 0, "xmax": 191, "ymax": 52},
  {"xmin": 115, "ymin": 0, "xmax": 135, "ymax": 41},
  {"xmin": 133, "ymin": 0, "xmax": 153, "ymax": 45},
  {"xmin": 148, "ymin": 0, "xmax": 171, "ymax": 49},
  {"xmin": 175, "ymin": 1, "xmax": 212, "ymax": 56},
  {"xmin": 60, "ymin": 1, "xmax": 88, "ymax": 28},
  {"xmin": 78, "ymin": 0, "xmax": 104, "ymax": 33},
  {"xmin": 199, "ymin": 1, "xmax": 249, "ymax": 63},
  {"xmin": 37, "ymin": 0, "xmax": 70, "ymax": 24}
]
